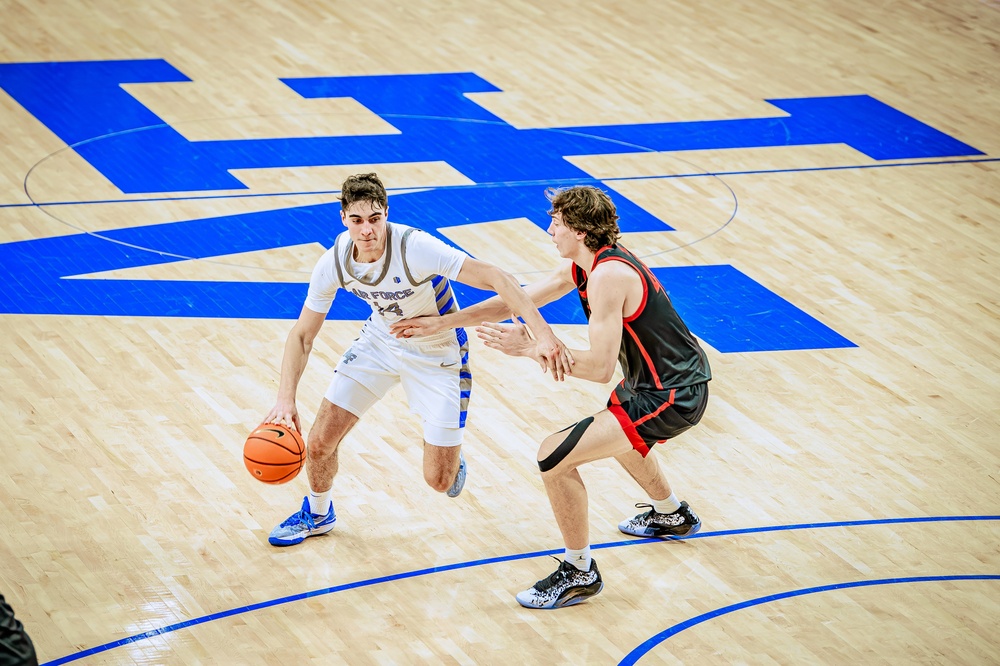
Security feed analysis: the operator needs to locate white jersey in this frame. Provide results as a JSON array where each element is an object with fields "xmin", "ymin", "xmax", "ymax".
[{"xmin": 305, "ymin": 222, "xmax": 468, "ymax": 346}]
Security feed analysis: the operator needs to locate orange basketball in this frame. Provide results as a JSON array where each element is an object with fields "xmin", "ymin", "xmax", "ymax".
[{"xmin": 243, "ymin": 423, "xmax": 306, "ymax": 484}]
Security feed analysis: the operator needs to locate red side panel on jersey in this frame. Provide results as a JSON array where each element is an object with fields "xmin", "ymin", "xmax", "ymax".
[{"xmin": 623, "ymin": 322, "xmax": 664, "ymax": 389}]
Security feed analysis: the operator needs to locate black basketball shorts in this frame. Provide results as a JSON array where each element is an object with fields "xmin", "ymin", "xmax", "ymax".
[{"xmin": 607, "ymin": 381, "xmax": 709, "ymax": 456}]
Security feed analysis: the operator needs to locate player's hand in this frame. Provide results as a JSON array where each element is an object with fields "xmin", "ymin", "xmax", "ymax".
[
  {"xmin": 389, "ymin": 316, "xmax": 446, "ymax": 339},
  {"xmin": 264, "ymin": 400, "xmax": 301, "ymax": 433},
  {"xmin": 533, "ymin": 328, "xmax": 575, "ymax": 381},
  {"xmin": 476, "ymin": 320, "xmax": 538, "ymax": 361}
]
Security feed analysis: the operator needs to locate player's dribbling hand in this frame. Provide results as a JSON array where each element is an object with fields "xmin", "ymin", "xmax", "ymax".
[
  {"xmin": 264, "ymin": 401, "xmax": 301, "ymax": 433},
  {"xmin": 389, "ymin": 316, "xmax": 445, "ymax": 339}
]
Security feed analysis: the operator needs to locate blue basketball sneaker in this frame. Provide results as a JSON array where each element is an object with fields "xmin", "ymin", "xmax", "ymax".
[
  {"xmin": 446, "ymin": 452, "xmax": 467, "ymax": 498},
  {"xmin": 268, "ymin": 496, "xmax": 336, "ymax": 546}
]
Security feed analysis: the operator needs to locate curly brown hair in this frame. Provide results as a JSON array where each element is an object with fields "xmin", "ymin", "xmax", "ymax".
[
  {"xmin": 340, "ymin": 173, "xmax": 388, "ymax": 211},
  {"xmin": 545, "ymin": 185, "xmax": 621, "ymax": 252}
]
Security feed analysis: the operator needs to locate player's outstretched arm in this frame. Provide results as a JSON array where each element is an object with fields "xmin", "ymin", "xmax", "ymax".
[
  {"xmin": 392, "ymin": 260, "xmax": 575, "ymax": 334},
  {"xmin": 478, "ymin": 261, "xmax": 627, "ymax": 384},
  {"xmin": 263, "ymin": 305, "xmax": 327, "ymax": 432},
  {"xmin": 452, "ymin": 258, "xmax": 576, "ymax": 378}
]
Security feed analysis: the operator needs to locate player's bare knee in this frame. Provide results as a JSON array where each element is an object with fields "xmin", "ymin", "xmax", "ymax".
[
  {"xmin": 306, "ymin": 432, "xmax": 338, "ymax": 460},
  {"xmin": 536, "ymin": 439, "xmax": 567, "ymax": 476},
  {"xmin": 537, "ymin": 416, "xmax": 595, "ymax": 474}
]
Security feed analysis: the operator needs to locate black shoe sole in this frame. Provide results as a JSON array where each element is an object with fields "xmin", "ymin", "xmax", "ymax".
[
  {"xmin": 650, "ymin": 520, "xmax": 702, "ymax": 539},
  {"xmin": 553, "ymin": 581, "xmax": 604, "ymax": 608}
]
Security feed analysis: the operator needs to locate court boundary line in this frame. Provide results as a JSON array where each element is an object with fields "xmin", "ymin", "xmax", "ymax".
[{"xmin": 39, "ymin": 514, "xmax": 1000, "ymax": 666}]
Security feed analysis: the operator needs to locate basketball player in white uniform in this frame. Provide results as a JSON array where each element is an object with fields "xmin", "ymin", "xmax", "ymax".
[{"xmin": 264, "ymin": 173, "xmax": 571, "ymax": 546}]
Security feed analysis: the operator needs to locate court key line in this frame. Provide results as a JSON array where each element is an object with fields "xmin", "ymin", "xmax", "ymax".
[{"xmin": 41, "ymin": 514, "xmax": 1000, "ymax": 666}]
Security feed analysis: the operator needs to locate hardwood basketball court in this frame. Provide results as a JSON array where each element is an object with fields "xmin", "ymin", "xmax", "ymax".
[{"xmin": 0, "ymin": 1, "xmax": 998, "ymax": 664}]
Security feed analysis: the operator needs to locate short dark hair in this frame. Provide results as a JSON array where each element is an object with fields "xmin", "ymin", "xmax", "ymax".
[
  {"xmin": 545, "ymin": 185, "xmax": 621, "ymax": 251},
  {"xmin": 340, "ymin": 173, "xmax": 388, "ymax": 211}
]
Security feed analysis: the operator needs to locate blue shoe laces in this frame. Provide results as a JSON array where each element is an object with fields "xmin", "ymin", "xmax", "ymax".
[{"xmin": 280, "ymin": 508, "xmax": 316, "ymax": 529}]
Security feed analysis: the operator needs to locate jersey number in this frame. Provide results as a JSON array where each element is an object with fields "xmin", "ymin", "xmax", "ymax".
[{"xmin": 374, "ymin": 302, "xmax": 404, "ymax": 318}]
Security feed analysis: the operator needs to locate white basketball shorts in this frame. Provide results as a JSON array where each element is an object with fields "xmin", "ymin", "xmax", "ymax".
[{"xmin": 325, "ymin": 322, "xmax": 472, "ymax": 447}]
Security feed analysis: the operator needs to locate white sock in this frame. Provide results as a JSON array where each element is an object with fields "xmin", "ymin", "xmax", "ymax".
[
  {"xmin": 308, "ymin": 489, "xmax": 332, "ymax": 515},
  {"xmin": 564, "ymin": 546, "xmax": 592, "ymax": 572},
  {"xmin": 652, "ymin": 493, "xmax": 681, "ymax": 514}
]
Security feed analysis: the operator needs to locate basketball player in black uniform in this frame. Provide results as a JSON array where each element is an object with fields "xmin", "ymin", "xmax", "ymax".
[
  {"xmin": 1, "ymin": 594, "xmax": 37, "ymax": 666},
  {"xmin": 391, "ymin": 185, "xmax": 711, "ymax": 609}
]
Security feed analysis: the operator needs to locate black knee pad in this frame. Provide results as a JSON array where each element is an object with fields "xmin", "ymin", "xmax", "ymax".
[{"xmin": 538, "ymin": 416, "xmax": 594, "ymax": 472}]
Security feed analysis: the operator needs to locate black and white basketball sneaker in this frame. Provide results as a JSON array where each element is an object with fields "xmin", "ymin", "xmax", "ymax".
[
  {"xmin": 618, "ymin": 501, "xmax": 701, "ymax": 538},
  {"xmin": 515, "ymin": 558, "xmax": 603, "ymax": 609}
]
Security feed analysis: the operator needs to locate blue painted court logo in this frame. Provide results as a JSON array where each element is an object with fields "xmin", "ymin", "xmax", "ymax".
[{"xmin": 0, "ymin": 59, "xmax": 984, "ymax": 351}]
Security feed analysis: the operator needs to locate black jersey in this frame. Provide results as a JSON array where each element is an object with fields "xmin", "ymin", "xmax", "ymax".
[{"xmin": 573, "ymin": 245, "xmax": 711, "ymax": 392}]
